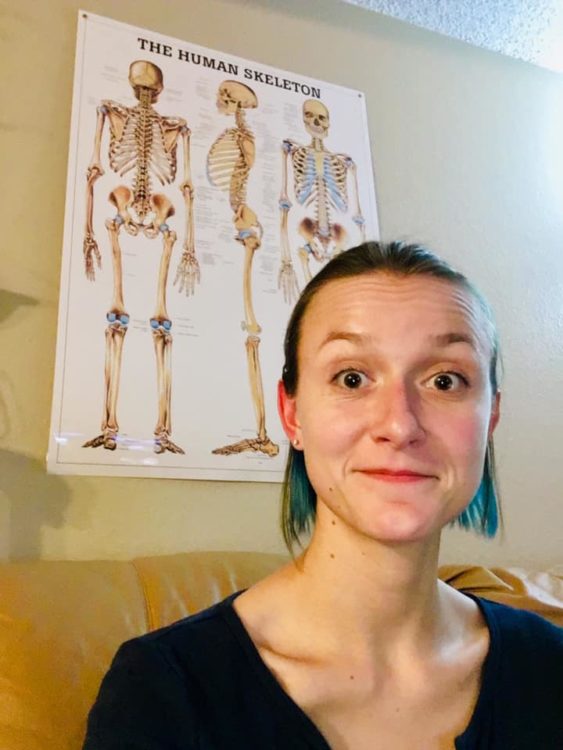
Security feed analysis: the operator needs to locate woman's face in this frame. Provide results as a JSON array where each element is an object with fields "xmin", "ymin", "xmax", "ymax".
[{"xmin": 279, "ymin": 272, "xmax": 500, "ymax": 544}]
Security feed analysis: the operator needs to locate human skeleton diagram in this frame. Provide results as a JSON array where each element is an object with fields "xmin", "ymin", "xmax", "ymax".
[
  {"xmin": 206, "ymin": 81, "xmax": 279, "ymax": 457},
  {"xmin": 82, "ymin": 60, "xmax": 200, "ymax": 455},
  {"xmin": 278, "ymin": 100, "xmax": 366, "ymax": 303}
]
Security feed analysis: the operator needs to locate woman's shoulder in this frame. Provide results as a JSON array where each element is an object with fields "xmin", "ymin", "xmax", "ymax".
[
  {"xmin": 474, "ymin": 594, "xmax": 563, "ymax": 643},
  {"xmin": 472, "ymin": 594, "xmax": 563, "ymax": 685},
  {"xmin": 464, "ymin": 596, "xmax": 563, "ymax": 747},
  {"xmin": 83, "ymin": 593, "xmax": 251, "ymax": 749},
  {"xmin": 122, "ymin": 590, "xmax": 247, "ymax": 668}
]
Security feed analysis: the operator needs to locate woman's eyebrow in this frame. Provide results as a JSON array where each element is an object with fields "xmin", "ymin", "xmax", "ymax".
[
  {"xmin": 430, "ymin": 332, "xmax": 477, "ymax": 348},
  {"xmin": 319, "ymin": 331, "xmax": 476, "ymax": 348},
  {"xmin": 318, "ymin": 331, "xmax": 368, "ymax": 349}
]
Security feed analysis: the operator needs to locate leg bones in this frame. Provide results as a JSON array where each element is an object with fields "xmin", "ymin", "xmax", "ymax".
[
  {"xmin": 151, "ymin": 224, "xmax": 184, "ymax": 455},
  {"xmin": 83, "ymin": 217, "xmax": 129, "ymax": 450},
  {"xmin": 212, "ymin": 227, "xmax": 279, "ymax": 457}
]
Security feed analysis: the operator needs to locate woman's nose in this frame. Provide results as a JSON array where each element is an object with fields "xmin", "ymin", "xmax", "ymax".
[{"xmin": 368, "ymin": 382, "xmax": 425, "ymax": 448}]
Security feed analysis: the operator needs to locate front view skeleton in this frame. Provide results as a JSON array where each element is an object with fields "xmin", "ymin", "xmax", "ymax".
[
  {"xmin": 207, "ymin": 81, "xmax": 279, "ymax": 457},
  {"xmin": 82, "ymin": 60, "xmax": 199, "ymax": 454},
  {"xmin": 278, "ymin": 100, "xmax": 366, "ymax": 303}
]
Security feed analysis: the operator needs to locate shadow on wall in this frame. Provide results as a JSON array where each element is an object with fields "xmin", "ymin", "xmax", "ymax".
[
  {"xmin": 0, "ymin": 289, "xmax": 70, "ymax": 559},
  {"xmin": 0, "ymin": 289, "xmax": 38, "ymax": 324},
  {"xmin": 0, "ymin": 289, "xmax": 39, "ymax": 445},
  {"xmin": 0, "ymin": 449, "xmax": 70, "ymax": 560}
]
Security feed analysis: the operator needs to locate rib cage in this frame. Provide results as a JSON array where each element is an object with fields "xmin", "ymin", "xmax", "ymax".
[
  {"xmin": 106, "ymin": 101, "xmax": 179, "ymax": 220},
  {"xmin": 291, "ymin": 146, "xmax": 349, "ymax": 235},
  {"xmin": 207, "ymin": 127, "xmax": 251, "ymax": 212}
]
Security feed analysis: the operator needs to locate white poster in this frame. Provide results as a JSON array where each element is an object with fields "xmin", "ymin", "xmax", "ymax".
[{"xmin": 48, "ymin": 11, "xmax": 379, "ymax": 481}]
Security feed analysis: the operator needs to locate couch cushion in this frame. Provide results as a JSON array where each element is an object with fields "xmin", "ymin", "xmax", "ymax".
[
  {"xmin": 0, "ymin": 552, "xmax": 560, "ymax": 750},
  {"xmin": 439, "ymin": 564, "xmax": 563, "ymax": 626},
  {"xmin": 133, "ymin": 550, "xmax": 288, "ymax": 630},
  {"xmin": 0, "ymin": 561, "xmax": 147, "ymax": 750}
]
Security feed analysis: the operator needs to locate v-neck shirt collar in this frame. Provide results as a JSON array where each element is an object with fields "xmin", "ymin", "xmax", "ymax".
[{"xmin": 218, "ymin": 590, "xmax": 499, "ymax": 749}]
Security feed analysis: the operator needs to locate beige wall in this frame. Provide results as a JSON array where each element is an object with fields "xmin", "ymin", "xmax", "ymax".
[{"xmin": 1, "ymin": 0, "xmax": 562, "ymax": 567}]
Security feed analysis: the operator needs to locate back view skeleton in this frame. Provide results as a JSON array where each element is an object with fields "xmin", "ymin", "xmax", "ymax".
[
  {"xmin": 82, "ymin": 60, "xmax": 200, "ymax": 455},
  {"xmin": 278, "ymin": 100, "xmax": 366, "ymax": 303},
  {"xmin": 206, "ymin": 81, "xmax": 279, "ymax": 457}
]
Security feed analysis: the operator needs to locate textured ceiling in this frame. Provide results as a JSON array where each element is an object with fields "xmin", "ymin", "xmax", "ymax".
[{"xmin": 342, "ymin": 0, "xmax": 563, "ymax": 73}]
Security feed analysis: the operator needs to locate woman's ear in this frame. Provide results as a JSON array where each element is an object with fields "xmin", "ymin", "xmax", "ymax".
[
  {"xmin": 277, "ymin": 379, "xmax": 301, "ymax": 443},
  {"xmin": 489, "ymin": 391, "xmax": 501, "ymax": 437}
]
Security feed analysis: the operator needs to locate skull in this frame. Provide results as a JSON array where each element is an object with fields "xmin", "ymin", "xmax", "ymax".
[
  {"xmin": 129, "ymin": 60, "xmax": 164, "ymax": 102},
  {"xmin": 216, "ymin": 81, "xmax": 258, "ymax": 114},
  {"xmin": 303, "ymin": 100, "xmax": 330, "ymax": 138}
]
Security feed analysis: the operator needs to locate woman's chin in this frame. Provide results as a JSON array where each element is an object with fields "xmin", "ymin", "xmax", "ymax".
[{"xmin": 351, "ymin": 502, "xmax": 442, "ymax": 544}]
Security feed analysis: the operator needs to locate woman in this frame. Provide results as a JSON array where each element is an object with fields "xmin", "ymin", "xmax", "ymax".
[{"xmin": 84, "ymin": 242, "xmax": 562, "ymax": 749}]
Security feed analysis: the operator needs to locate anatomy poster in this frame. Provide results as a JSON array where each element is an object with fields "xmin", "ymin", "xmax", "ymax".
[{"xmin": 48, "ymin": 11, "xmax": 379, "ymax": 481}]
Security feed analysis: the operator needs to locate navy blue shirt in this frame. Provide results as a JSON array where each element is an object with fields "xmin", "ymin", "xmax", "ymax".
[{"xmin": 84, "ymin": 591, "xmax": 563, "ymax": 749}]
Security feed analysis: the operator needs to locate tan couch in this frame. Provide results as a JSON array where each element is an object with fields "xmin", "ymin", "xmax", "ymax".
[{"xmin": 0, "ymin": 551, "xmax": 561, "ymax": 750}]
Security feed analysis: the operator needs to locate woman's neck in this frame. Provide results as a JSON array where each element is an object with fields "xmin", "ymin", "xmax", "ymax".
[{"xmin": 281, "ymin": 509, "xmax": 450, "ymax": 668}]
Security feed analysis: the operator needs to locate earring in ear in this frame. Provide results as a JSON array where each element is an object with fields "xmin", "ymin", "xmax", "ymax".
[{"xmin": 292, "ymin": 438, "xmax": 299, "ymax": 448}]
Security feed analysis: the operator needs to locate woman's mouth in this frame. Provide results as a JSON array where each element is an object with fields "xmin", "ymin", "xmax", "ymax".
[{"xmin": 358, "ymin": 468, "xmax": 436, "ymax": 483}]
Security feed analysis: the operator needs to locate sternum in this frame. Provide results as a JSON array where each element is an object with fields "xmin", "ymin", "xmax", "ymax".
[{"xmin": 315, "ymin": 153, "xmax": 330, "ymax": 234}]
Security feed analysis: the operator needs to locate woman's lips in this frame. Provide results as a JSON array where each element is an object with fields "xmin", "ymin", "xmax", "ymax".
[{"xmin": 359, "ymin": 469, "xmax": 436, "ymax": 483}]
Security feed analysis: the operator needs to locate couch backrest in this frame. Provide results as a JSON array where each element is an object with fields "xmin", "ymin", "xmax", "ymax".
[
  {"xmin": 0, "ymin": 552, "xmax": 561, "ymax": 750},
  {"xmin": 0, "ymin": 551, "xmax": 285, "ymax": 750}
]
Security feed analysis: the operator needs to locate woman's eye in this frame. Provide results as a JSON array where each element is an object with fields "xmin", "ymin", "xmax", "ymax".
[
  {"xmin": 429, "ymin": 372, "xmax": 467, "ymax": 391},
  {"xmin": 334, "ymin": 370, "xmax": 368, "ymax": 389}
]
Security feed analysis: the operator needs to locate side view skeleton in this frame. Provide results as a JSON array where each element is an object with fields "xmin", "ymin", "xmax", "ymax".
[
  {"xmin": 82, "ymin": 60, "xmax": 200, "ymax": 455},
  {"xmin": 206, "ymin": 80, "xmax": 279, "ymax": 457},
  {"xmin": 278, "ymin": 99, "xmax": 366, "ymax": 303}
]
